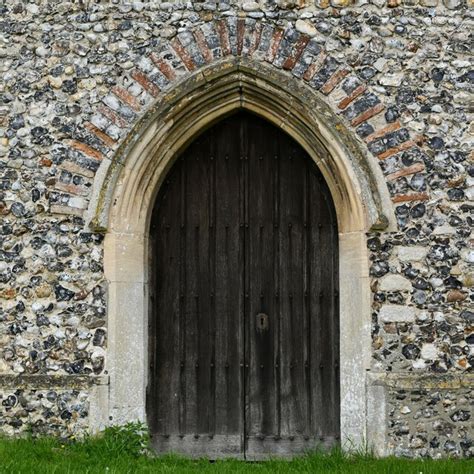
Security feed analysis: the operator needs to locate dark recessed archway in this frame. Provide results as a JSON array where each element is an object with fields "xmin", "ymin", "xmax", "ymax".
[{"xmin": 147, "ymin": 112, "xmax": 339, "ymax": 459}]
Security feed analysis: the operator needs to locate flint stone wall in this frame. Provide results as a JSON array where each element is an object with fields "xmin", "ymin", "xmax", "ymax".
[{"xmin": 0, "ymin": 0, "xmax": 472, "ymax": 458}]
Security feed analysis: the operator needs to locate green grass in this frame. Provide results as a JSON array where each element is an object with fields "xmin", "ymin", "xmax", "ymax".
[{"xmin": 0, "ymin": 424, "xmax": 472, "ymax": 474}]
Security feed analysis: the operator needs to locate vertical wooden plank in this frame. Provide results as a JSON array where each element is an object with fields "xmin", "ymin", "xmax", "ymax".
[
  {"xmin": 182, "ymin": 135, "xmax": 211, "ymax": 435},
  {"xmin": 292, "ymin": 144, "xmax": 309, "ymax": 439},
  {"xmin": 238, "ymin": 116, "xmax": 247, "ymax": 454},
  {"xmin": 208, "ymin": 129, "xmax": 217, "ymax": 438},
  {"xmin": 277, "ymin": 133, "xmax": 308, "ymax": 439},
  {"xmin": 308, "ymin": 167, "xmax": 324, "ymax": 440},
  {"xmin": 152, "ymin": 164, "xmax": 182, "ymax": 436},
  {"xmin": 277, "ymin": 134, "xmax": 291, "ymax": 441},
  {"xmin": 183, "ymin": 142, "xmax": 198, "ymax": 437},
  {"xmin": 147, "ymin": 202, "xmax": 158, "ymax": 434},
  {"xmin": 242, "ymin": 114, "xmax": 250, "ymax": 454},
  {"xmin": 308, "ymin": 165, "xmax": 340, "ymax": 441},
  {"xmin": 318, "ymin": 179, "xmax": 340, "ymax": 439},
  {"xmin": 246, "ymin": 115, "xmax": 279, "ymax": 440},
  {"xmin": 194, "ymin": 135, "xmax": 213, "ymax": 435},
  {"xmin": 302, "ymin": 164, "xmax": 311, "ymax": 440},
  {"xmin": 273, "ymin": 141, "xmax": 282, "ymax": 445},
  {"xmin": 178, "ymin": 161, "xmax": 186, "ymax": 437},
  {"xmin": 214, "ymin": 116, "xmax": 244, "ymax": 438}
]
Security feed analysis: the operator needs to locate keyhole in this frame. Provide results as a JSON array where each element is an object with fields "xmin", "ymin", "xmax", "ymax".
[{"xmin": 256, "ymin": 313, "xmax": 269, "ymax": 332}]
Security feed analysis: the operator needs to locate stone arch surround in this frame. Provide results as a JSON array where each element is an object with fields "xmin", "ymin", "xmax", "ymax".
[
  {"xmin": 71, "ymin": 19, "xmax": 412, "ymax": 455},
  {"xmin": 93, "ymin": 59, "xmax": 396, "ymax": 234},
  {"xmin": 49, "ymin": 18, "xmax": 427, "ymax": 223},
  {"xmin": 102, "ymin": 65, "xmax": 390, "ymax": 453}
]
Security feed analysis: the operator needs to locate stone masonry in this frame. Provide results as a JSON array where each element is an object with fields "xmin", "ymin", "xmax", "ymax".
[{"xmin": 0, "ymin": 0, "xmax": 472, "ymax": 458}]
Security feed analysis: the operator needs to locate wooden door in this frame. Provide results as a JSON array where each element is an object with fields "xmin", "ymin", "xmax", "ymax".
[{"xmin": 148, "ymin": 112, "xmax": 339, "ymax": 459}]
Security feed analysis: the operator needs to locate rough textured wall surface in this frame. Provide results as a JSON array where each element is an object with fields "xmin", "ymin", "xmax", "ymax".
[{"xmin": 0, "ymin": 0, "xmax": 472, "ymax": 458}]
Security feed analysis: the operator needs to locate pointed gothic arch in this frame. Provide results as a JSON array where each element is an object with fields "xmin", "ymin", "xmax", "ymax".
[
  {"xmin": 89, "ymin": 60, "xmax": 394, "ymax": 234},
  {"xmin": 94, "ymin": 60, "xmax": 396, "ymax": 455}
]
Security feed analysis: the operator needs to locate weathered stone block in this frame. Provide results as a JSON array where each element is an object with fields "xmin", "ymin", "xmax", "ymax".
[
  {"xmin": 443, "ymin": 0, "xmax": 462, "ymax": 7},
  {"xmin": 295, "ymin": 19, "xmax": 317, "ymax": 37},
  {"xmin": 397, "ymin": 246, "xmax": 428, "ymax": 262},
  {"xmin": 379, "ymin": 305, "xmax": 416, "ymax": 323},
  {"xmin": 420, "ymin": 343, "xmax": 438, "ymax": 360},
  {"xmin": 379, "ymin": 274, "xmax": 412, "ymax": 292}
]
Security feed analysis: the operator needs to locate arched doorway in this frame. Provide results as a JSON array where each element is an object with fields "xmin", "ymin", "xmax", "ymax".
[
  {"xmin": 147, "ymin": 112, "xmax": 339, "ymax": 459},
  {"xmin": 99, "ymin": 62, "xmax": 395, "ymax": 456}
]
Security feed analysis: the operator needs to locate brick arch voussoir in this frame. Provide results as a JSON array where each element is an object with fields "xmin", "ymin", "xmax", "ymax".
[{"xmin": 51, "ymin": 18, "xmax": 428, "ymax": 221}]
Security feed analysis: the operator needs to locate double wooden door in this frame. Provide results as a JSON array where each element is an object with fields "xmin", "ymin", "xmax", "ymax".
[{"xmin": 148, "ymin": 112, "xmax": 339, "ymax": 459}]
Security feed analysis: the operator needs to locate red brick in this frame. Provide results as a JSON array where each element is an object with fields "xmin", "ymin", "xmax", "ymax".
[
  {"xmin": 98, "ymin": 105, "xmax": 128, "ymax": 128},
  {"xmin": 302, "ymin": 52, "xmax": 327, "ymax": 81},
  {"xmin": 282, "ymin": 35, "xmax": 310, "ymax": 71},
  {"xmin": 351, "ymin": 103, "xmax": 384, "ymax": 127},
  {"xmin": 55, "ymin": 182, "xmax": 89, "ymax": 197},
  {"xmin": 365, "ymin": 121, "xmax": 401, "ymax": 143},
  {"xmin": 216, "ymin": 20, "xmax": 231, "ymax": 56},
  {"xmin": 392, "ymin": 192, "xmax": 429, "ymax": 203},
  {"xmin": 265, "ymin": 28, "xmax": 284, "ymax": 63},
  {"xmin": 150, "ymin": 53, "xmax": 177, "ymax": 81},
  {"xmin": 170, "ymin": 37, "xmax": 196, "ymax": 71},
  {"xmin": 130, "ymin": 70, "xmax": 160, "ymax": 97},
  {"xmin": 248, "ymin": 22, "xmax": 263, "ymax": 56},
  {"xmin": 84, "ymin": 122, "xmax": 116, "ymax": 148},
  {"xmin": 320, "ymin": 68, "xmax": 350, "ymax": 95},
  {"xmin": 338, "ymin": 84, "xmax": 366, "ymax": 110},
  {"xmin": 378, "ymin": 140, "xmax": 416, "ymax": 160},
  {"xmin": 59, "ymin": 161, "xmax": 95, "ymax": 179},
  {"xmin": 69, "ymin": 140, "xmax": 103, "ymax": 161},
  {"xmin": 193, "ymin": 29, "xmax": 213, "ymax": 63},
  {"xmin": 112, "ymin": 86, "xmax": 141, "ymax": 112},
  {"xmin": 386, "ymin": 162, "xmax": 425, "ymax": 181},
  {"xmin": 237, "ymin": 19, "xmax": 245, "ymax": 56}
]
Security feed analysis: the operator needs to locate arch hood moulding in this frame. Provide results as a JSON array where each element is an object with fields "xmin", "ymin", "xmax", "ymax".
[{"xmin": 88, "ymin": 58, "xmax": 396, "ymax": 235}]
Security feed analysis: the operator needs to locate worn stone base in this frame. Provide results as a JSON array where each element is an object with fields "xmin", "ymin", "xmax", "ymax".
[
  {"xmin": 368, "ymin": 373, "xmax": 474, "ymax": 458},
  {"xmin": 0, "ymin": 376, "xmax": 108, "ymax": 437},
  {"xmin": 1, "ymin": 373, "xmax": 472, "ymax": 459}
]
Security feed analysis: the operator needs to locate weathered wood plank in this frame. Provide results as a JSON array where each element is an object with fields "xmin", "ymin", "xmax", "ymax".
[
  {"xmin": 214, "ymin": 117, "xmax": 245, "ymax": 438},
  {"xmin": 246, "ymin": 435, "xmax": 338, "ymax": 460},
  {"xmin": 152, "ymin": 434, "xmax": 243, "ymax": 459},
  {"xmin": 246, "ymin": 116, "xmax": 279, "ymax": 440},
  {"xmin": 149, "ymin": 164, "xmax": 182, "ymax": 435}
]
